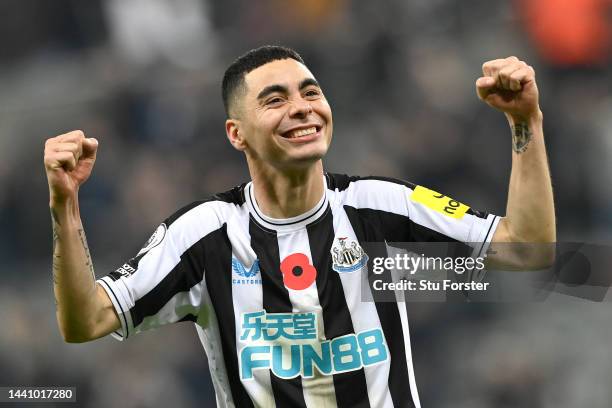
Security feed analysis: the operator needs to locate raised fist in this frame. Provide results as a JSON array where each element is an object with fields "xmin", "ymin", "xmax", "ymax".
[
  {"xmin": 476, "ymin": 56, "xmax": 541, "ymax": 122},
  {"xmin": 44, "ymin": 130, "xmax": 98, "ymax": 206}
]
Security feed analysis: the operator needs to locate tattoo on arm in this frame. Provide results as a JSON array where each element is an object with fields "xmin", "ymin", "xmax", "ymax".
[
  {"xmin": 52, "ymin": 255, "xmax": 61, "ymax": 284},
  {"xmin": 50, "ymin": 210, "xmax": 97, "ymax": 310},
  {"xmin": 50, "ymin": 208, "xmax": 61, "ymax": 309},
  {"xmin": 50, "ymin": 208, "xmax": 60, "ymax": 249},
  {"xmin": 78, "ymin": 229, "xmax": 96, "ymax": 282},
  {"xmin": 511, "ymin": 122, "xmax": 533, "ymax": 153}
]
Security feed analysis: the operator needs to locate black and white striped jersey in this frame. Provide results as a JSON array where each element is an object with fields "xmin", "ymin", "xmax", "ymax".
[{"xmin": 97, "ymin": 173, "xmax": 500, "ymax": 408}]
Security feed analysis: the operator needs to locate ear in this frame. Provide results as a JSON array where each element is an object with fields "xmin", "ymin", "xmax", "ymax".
[{"xmin": 226, "ymin": 119, "xmax": 246, "ymax": 151}]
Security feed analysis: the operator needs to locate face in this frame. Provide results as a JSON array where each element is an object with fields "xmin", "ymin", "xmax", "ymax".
[{"xmin": 226, "ymin": 58, "xmax": 333, "ymax": 171}]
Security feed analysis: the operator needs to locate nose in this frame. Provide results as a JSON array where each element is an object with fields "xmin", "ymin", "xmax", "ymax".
[{"xmin": 288, "ymin": 99, "xmax": 313, "ymax": 118}]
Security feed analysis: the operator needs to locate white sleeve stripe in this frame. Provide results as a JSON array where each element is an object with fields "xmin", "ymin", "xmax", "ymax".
[
  {"xmin": 472, "ymin": 215, "xmax": 500, "ymax": 259},
  {"xmin": 465, "ymin": 215, "xmax": 500, "ymax": 283},
  {"xmin": 341, "ymin": 179, "xmax": 410, "ymax": 216},
  {"xmin": 98, "ymin": 277, "xmax": 130, "ymax": 340}
]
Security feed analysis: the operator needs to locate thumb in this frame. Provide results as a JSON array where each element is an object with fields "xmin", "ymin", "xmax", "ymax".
[
  {"xmin": 475, "ymin": 76, "xmax": 496, "ymax": 100},
  {"xmin": 82, "ymin": 138, "xmax": 99, "ymax": 160}
]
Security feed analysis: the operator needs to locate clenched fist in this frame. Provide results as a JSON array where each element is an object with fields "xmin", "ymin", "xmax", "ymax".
[
  {"xmin": 44, "ymin": 130, "xmax": 98, "ymax": 206},
  {"xmin": 476, "ymin": 56, "xmax": 541, "ymax": 122}
]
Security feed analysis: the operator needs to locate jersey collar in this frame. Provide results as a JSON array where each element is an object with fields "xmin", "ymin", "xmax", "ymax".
[{"xmin": 245, "ymin": 175, "xmax": 329, "ymax": 232}]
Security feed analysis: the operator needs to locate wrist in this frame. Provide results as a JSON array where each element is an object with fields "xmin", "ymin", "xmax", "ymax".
[
  {"xmin": 507, "ymin": 110, "xmax": 543, "ymax": 154},
  {"xmin": 49, "ymin": 193, "xmax": 80, "ymax": 221},
  {"xmin": 505, "ymin": 109, "xmax": 543, "ymax": 127}
]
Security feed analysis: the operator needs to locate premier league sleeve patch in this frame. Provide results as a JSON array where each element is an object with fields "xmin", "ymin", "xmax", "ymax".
[{"xmin": 136, "ymin": 223, "xmax": 167, "ymax": 257}]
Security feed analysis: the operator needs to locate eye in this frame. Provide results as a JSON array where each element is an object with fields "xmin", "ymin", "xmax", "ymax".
[
  {"xmin": 304, "ymin": 89, "xmax": 320, "ymax": 98},
  {"xmin": 265, "ymin": 97, "xmax": 284, "ymax": 106}
]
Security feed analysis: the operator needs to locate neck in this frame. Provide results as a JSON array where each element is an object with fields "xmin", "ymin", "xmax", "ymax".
[{"xmin": 248, "ymin": 160, "xmax": 325, "ymax": 219}]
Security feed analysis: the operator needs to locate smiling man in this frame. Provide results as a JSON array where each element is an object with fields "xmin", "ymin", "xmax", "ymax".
[{"xmin": 44, "ymin": 46, "xmax": 555, "ymax": 408}]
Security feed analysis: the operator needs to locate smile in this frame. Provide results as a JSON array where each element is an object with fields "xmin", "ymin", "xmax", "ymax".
[
  {"xmin": 281, "ymin": 126, "xmax": 321, "ymax": 139},
  {"xmin": 287, "ymin": 127, "xmax": 317, "ymax": 138}
]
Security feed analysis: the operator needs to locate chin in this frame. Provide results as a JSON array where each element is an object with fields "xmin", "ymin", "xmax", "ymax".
[
  {"xmin": 293, "ymin": 144, "xmax": 328, "ymax": 162},
  {"xmin": 280, "ymin": 149, "xmax": 327, "ymax": 170}
]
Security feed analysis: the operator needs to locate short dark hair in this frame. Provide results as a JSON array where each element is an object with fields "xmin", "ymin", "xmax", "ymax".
[{"xmin": 222, "ymin": 45, "xmax": 305, "ymax": 118}]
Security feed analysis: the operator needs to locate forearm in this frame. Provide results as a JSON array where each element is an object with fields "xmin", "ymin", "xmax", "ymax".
[
  {"xmin": 51, "ymin": 195, "xmax": 99, "ymax": 341},
  {"xmin": 503, "ymin": 111, "xmax": 556, "ymax": 242}
]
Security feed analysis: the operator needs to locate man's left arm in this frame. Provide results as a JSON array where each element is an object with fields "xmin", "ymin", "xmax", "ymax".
[{"xmin": 476, "ymin": 56, "xmax": 556, "ymax": 269}]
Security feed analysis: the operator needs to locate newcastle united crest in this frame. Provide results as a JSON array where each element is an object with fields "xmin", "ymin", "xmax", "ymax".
[{"xmin": 331, "ymin": 237, "xmax": 369, "ymax": 273}]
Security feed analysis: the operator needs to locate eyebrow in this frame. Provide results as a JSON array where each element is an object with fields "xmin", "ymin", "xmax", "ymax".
[
  {"xmin": 256, "ymin": 78, "xmax": 321, "ymax": 101},
  {"xmin": 299, "ymin": 78, "xmax": 320, "ymax": 91}
]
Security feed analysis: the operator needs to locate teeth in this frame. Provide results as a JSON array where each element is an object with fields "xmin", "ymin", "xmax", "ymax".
[{"xmin": 289, "ymin": 127, "xmax": 317, "ymax": 138}]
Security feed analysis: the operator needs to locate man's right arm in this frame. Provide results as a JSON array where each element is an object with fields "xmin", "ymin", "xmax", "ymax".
[{"xmin": 45, "ymin": 130, "xmax": 120, "ymax": 343}]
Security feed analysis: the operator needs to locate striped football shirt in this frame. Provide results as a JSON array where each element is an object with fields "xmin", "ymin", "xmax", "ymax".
[{"xmin": 97, "ymin": 173, "xmax": 500, "ymax": 408}]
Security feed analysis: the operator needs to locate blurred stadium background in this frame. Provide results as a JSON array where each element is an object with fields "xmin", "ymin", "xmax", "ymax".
[{"xmin": 0, "ymin": 0, "xmax": 611, "ymax": 407}]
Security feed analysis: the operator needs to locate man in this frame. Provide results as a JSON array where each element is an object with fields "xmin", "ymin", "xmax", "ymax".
[{"xmin": 44, "ymin": 46, "xmax": 555, "ymax": 407}]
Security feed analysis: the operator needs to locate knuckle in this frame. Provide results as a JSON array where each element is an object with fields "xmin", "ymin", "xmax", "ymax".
[
  {"xmin": 482, "ymin": 60, "xmax": 496, "ymax": 71},
  {"xmin": 66, "ymin": 142, "xmax": 80, "ymax": 154},
  {"xmin": 46, "ymin": 138, "xmax": 59, "ymax": 148}
]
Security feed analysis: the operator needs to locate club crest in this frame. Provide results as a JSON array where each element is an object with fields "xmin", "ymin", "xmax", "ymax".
[{"xmin": 331, "ymin": 237, "xmax": 368, "ymax": 273}]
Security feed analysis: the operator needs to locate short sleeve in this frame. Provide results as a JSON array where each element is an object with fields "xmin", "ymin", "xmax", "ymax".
[
  {"xmin": 404, "ymin": 184, "xmax": 500, "ymax": 259},
  {"xmin": 333, "ymin": 175, "xmax": 500, "ymax": 285},
  {"xmin": 336, "ymin": 175, "xmax": 500, "ymax": 259},
  {"xmin": 97, "ymin": 205, "xmax": 214, "ymax": 341}
]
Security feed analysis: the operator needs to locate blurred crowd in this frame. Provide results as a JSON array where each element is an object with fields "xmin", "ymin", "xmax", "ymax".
[{"xmin": 0, "ymin": 0, "xmax": 610, "ymax": 407}]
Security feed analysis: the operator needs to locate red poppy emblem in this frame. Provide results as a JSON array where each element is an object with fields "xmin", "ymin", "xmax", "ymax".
[{"xmin": 280, "ymin": 253, "xmax": 317, "ymax": 290}]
